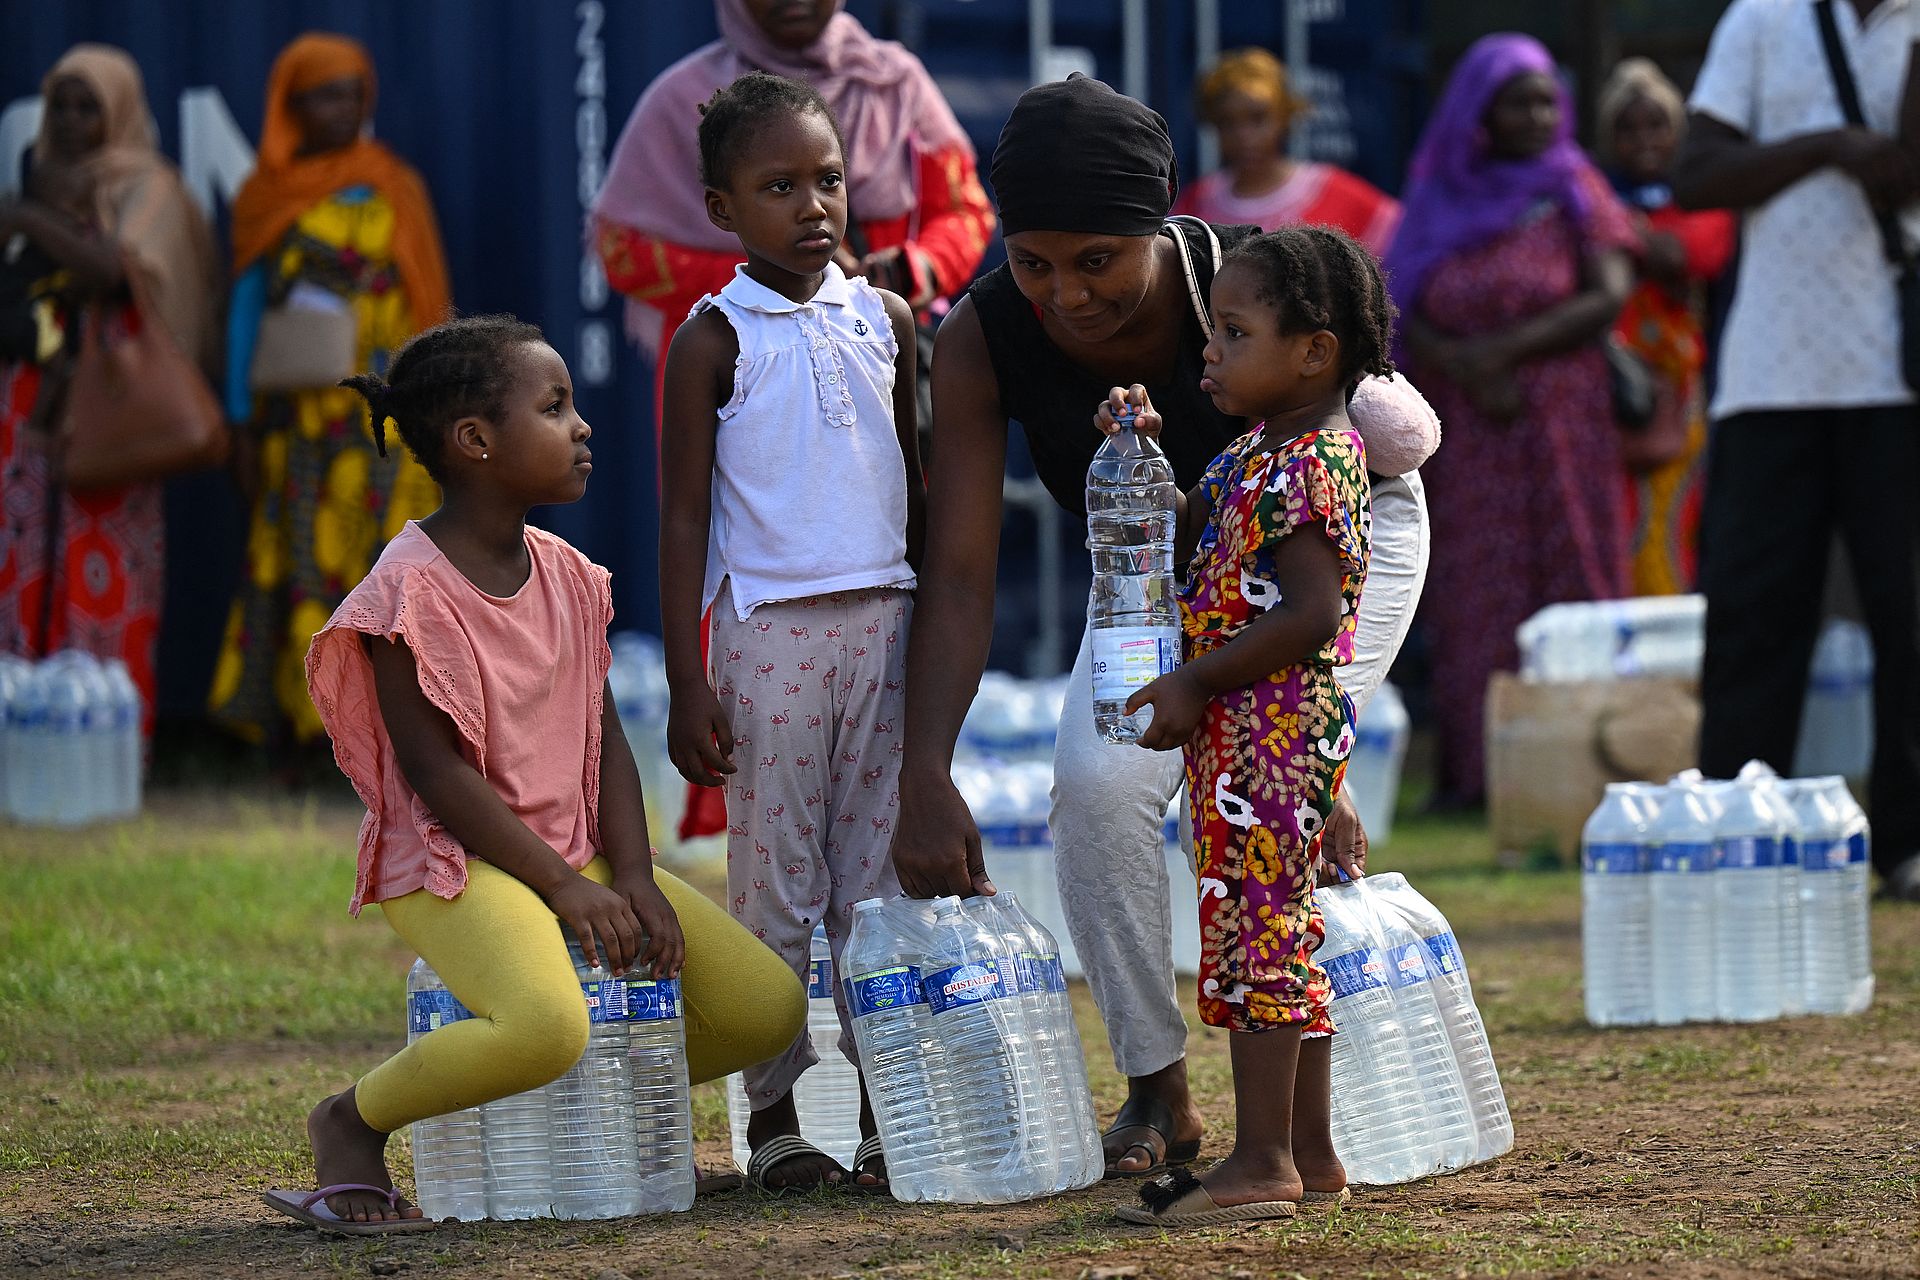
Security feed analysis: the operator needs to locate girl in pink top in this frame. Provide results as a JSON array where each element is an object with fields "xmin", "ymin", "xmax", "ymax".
[{"xmin": 267, "ymin": 316, "xmax": 805, "ymax": 1234}]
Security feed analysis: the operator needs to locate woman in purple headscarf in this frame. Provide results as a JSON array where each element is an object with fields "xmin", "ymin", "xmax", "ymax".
[{"xmin": 1385, "ymin": 34, "xmax": 1639, "ymax": 809}]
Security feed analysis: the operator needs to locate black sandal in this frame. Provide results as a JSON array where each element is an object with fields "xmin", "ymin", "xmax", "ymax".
[
  {"xmin": 1100, "ymin": 1094, "xmax": 1202, "ymax": 1180},
  {"xmin": 744, "ymin": 1134, "xmax": 844, "ymax": 1193}
]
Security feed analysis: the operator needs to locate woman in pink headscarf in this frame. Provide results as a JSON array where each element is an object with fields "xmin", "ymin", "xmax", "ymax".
[
  {"xmin": 593, "ymin": 0, "xmax": 993, "ymax": 368},
  {"xmin": 1384, "ymin": 34, "xmax": 1639, "ymax": 809}
]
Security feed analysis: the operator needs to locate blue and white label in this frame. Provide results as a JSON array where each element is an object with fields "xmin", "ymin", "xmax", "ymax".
[
  {"xmin": 1847, "ymin": 831, "xmax": 1869, "ymax": 865},
  {"xmin": 1583, "ymin": 840, "xmax": 1647, "ymax": 875},
  {"xmin": 407, "ymin": 989, "xmax": 472, "ymax": 1034},
  {"xmin": 1323, "ymin": 947, "xmax": 1389, "ymax": 999},
  {"xmin": 622, "ymin": 977, "xmax": 682, "ymax": 1022},
  {"xmin": 977, "ymin": 822, "xmax": 1052, "ymax": 848},
  {"xmin": 1090, "ymin": 626, "xmax": 1180, "ymax": 702},
  {"xmin": 1803, "ymin": 837, "xmax": 1867, "ymax": 871},
  {"xmin": 807, "ymin": 959, "xmax": 834, "ymax": 1001},
  {"xmin": 580, "ymin": 977, "xmax": 625, "ymax": 1024},
  {"xmin": 1654, "ymin": 840, "xmax": 1714, "ymax": 874},
  {"xmin": 1010, "ymin": 952, "xmax": 1067, "ymax": 996},
  {"xmin": 1716, "ymin": 835, "xmax": 1780, "ymax": 870},
  {"xmin": 1385, "ymin": 940, "xmax": 1433, "ymax": 989},
  {"xmin": 924, "ymin": 958, "xmax": 1017, "ymax": 1015},
  {"xmin": 1423, "ymin": 930, "xmax": 1465, "ymax": 977},
  {"xmin": 1780, "ymin": 836, "xmax": 1800, "ymax": 868},
  {"xmin": 847, "ymin": 965, "xmax": 926, "ymax": 1017}
]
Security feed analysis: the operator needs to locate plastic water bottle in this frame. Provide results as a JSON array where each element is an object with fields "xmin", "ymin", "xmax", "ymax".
[
  {"xmin": 547, "ymin": 944, "xmax": 644, "ymax": 1220},
  {"xmin": 1704, "ymin": 779, "xmax": 1785, "ymax": 1022},
  {"xmin": 0, "ymin": 657, "xmax": 26, "ymax": 818},
  {"xmin": 405, "ymin": 960, "xmax": 489, "ymax": 1222},
  {"xmin": 922, "ymin": 895, "xmax": 1038, "ymax": 1202},
  {"xmin": 1799, "ymin": 777, "xmax": 1874, "ymax": 1015},
  {"xmin": 1794, "ymin": 620, "xmax": 1873, "ymax": 785},
  {"xmin": 622, "ymin": 971, "xmax": 696, "ymax": 1213},
  {"xmin": 1086, "ymin": 405, "xmax": 1179, "ymax": 744},
  {"xmin": 1581, "ymin": 782, "xmax": 1654, "ymax": 1026},
  {"xmin": 102, "ymin": 660, "xmax": 142, "ymax": 818},
  {"xmin": 1649, "ymin": 781, "xmax": 1717, "ymax": 1024},
  {"xmin": 6, "ymin": 665, "xmax": 52, "ymax": 824},
  {"xmin": 1362, "ymin": 883, "xmax": 1476, "ymax": 1173},
  {"xmin": 1365, "ymin": 873, "xmax": 1514, "ymax": 1165},
  {"xmin": 996, "ymin": 894, "xmax": 1103, "ymax": 1189},
  {"xmin": 1163, "ymin": 794, "xmax": 1202, "ymax": 978},
  {"xmin": 843, "ymin": 897, "xmax": 957, "ymax": 1202},
  {"xmin": 1738, "ymin": 763, "xmax": 1803, "ymax": 1016},
  {"xmin": 1344, "ymin": 682, "xmax": 1411, "ymax": 846},
  {"xmin": 727, "ymin": 924, "xmax": 863, "ymax": 1172},
  {"xmin": 44, "ymin": 660, "xmax": 93, "ymax": 827},
  {"xmin": 964, "ymin": 896, "xmax": 1065, "ymax": 1192},
  {"xmin": 1315, "ymin": 879, "xmax": 1433, "ymax": 1186}
]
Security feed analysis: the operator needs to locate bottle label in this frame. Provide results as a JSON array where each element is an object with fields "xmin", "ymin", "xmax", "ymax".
[
  {"xmin": 1780, "ymin": 836, "xmax": 1800, "ymax": 868},
  {"xmin": 1322, "ymin": 947, "xmax": 1388, "ymax": 999},
  {"xmin": 407, "ymin": 989, "xmax": 472, "ymax": 1034},
  {"xmin": 1716, "ymin": 835, "xmax": 1780, "ymax": 870},
  {"xmin": 1422, "ymin": 930, "xmax": 1465, "ymax": 977},
  {"xmin": 581, "ymin": 977, "xmax": 626, "ymax": 1024},
  {"xmin": 977, "ymin": 821, "xmax": 1052, "ymax": 848},
  {"xmin": 1653, "ymin": 840, "xmax": 1714, "ymax": 874},
  {"xmin": 1385, "ymin": 940, "xmax": 1433, "ymax": 989},
  {"xmin": 807, "ymin": 959, "xmax": 834, "ymax": 1001},
  {"xmin": 1847, "ymin": 831, "xmax": 1869, "ymax": 865},
  {"xmin": 847, "ymin": 965, "xmax": 926, "ymax": 1017},
  {"xmin": 1009, "ymin": 952, "xmax": 1066, "ymax": 995},
  {"xmin": 623, "ymin": 977, "xmax": 682, "ymax": 1022},
  {"xmin": 924, "ymin": 958, "xmax": 1017, "ymax": 1015},
  {"xmin": 1583, "ymin": 840, "xmax": 1647, "ymax": 874},
  {"xmin": 1090, "ymin": 626, "xmax": 1179, "ymax": 702}
]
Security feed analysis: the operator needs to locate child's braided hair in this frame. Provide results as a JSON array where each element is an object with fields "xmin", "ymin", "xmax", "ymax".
[
  {"xmin": 340, "ymin": 314, "xmax": 545, "ymax": 481},
  {"xmin": 698, "ymin": 71, "xmax": 845, "ymax": 190},
  {"xmin": 1223, "ymin": 226, "xmax": 1397, "ymax": 389}
]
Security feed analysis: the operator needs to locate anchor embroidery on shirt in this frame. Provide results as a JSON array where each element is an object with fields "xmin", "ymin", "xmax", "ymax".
[{"xmin": 853, "ymin": 318, "xmax": 868, "ymax": 336}]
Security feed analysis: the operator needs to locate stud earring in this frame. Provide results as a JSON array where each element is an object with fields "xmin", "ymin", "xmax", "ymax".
[{"xmin": 481, "ymin": 451, "xmax": 489, "ymax": 460}]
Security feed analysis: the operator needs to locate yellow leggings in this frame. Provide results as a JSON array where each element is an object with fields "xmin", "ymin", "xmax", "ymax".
[{"xmin": 355, "ymin": 857, "xmax": 806, "ymax": 1134}]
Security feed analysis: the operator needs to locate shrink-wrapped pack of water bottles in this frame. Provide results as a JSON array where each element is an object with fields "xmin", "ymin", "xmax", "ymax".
[
  {"xmin": 1581, "ymin": 763, "xmax": 1873, "ymax": 1027},
  {"xmin": 0, "ymin": 651, "xmax": 143, "ymax": 826},
  {"xmin": 404, "ymin": 943, "xmax": 694, "ymax": 1222},
  {"xmin": 1315, "ymin": 873, "xmax": 1514, "ymax": 1186}
]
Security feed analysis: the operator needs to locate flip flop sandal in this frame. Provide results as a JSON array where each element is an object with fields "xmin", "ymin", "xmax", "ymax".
[
  {"xmin": 1112, "ymin": 1167, "xmax": 1298, "ymax": 1228},
  {"xmin": 744, "ymin": 1133, "xmax": 845, "ymax": 1193},
  {"xmin": 262, "ymin": 1184, "xmax": 438, "ymax": 1235},
  {"xmin": 1101, "ymin": 1094, "xmax": 1202, "ymax": 1180},
  {"xmin": 846, "ymin": 1134, "xmax": 890, "ymax": 1195},
  {"xmin": 1301, "ymin": 1186, "xmax": 1352, "ymax": 1206}
]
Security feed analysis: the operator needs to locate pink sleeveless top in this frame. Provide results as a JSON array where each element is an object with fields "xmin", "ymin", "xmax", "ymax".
[{"xmin": 306, "ymin": 522, "xmax": 615, "ymax": 914}]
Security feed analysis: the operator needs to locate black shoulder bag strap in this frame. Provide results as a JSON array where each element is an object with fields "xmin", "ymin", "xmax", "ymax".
[{"xmin": 1814, "ymin": 0, "xmax": 1920, "ymax": 391}]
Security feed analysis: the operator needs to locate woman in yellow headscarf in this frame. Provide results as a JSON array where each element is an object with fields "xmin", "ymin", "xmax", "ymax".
[{"xmin": 210, "ymin": 32, "xmax": 450, "ymax": 764}]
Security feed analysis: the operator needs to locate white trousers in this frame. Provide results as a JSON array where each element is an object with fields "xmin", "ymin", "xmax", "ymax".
[{"xmin": 1050, "ymin": 471, "xmax": 1430, "ymax": 1076}]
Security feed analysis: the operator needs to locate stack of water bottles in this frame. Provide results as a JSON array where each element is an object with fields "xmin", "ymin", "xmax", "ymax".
[
  {"xmin": 842, "ymin": 893, "xmax": 1103, "ymax": 1203},
  {"xmin": 723, "ymin": 924, "xmax": 864, "ymax": 1172},
  {"xmin": 1314, "ymin": 873, "xmax": 1513, "ymax": 1185},
  {"xmin": 0, "ymin": 651, "xmax": 142, "ymax": 826},
  {"xmin": 1581, "ymin": 765, "xmax": 1874, "ymax": 1026},
  {"xmin": 404, "ymin": 942, "xmax": 695, "ymax": 1222}
]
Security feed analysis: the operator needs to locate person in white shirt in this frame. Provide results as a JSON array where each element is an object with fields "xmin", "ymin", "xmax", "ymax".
[{"xmin": 1678, "ymin": 0, "xmax": 1920, "ymax": 900}]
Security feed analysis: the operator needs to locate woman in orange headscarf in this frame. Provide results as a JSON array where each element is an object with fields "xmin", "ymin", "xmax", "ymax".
[{"xmin": 210, "ymin": 32, "xmax": 450, "ymax": 765}]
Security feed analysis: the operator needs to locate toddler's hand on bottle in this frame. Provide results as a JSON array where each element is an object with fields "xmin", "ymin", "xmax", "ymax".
[
  {"xmin": 1124, "ymin": 669, "xmax": 1208, "ymax": 751},
  {"xmin": 549, "ymin": 874, "xmax": 644, "ymax": 975},
  {"xmin": 1095, "ymin": 383, "xmax": 1163, "ymax": 439},
  {"xmin": 617, "ymin": 875, "xmax": 686, "ymax": 980},
  {"xmin": 667, "ymin": 684, "xmax": 736, "ymax": 786}
]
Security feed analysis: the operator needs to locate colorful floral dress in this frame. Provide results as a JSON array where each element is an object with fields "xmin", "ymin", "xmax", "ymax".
[
  {"xmin": 209, "ymin": 188, "xmax": 440, "ymax": 745},
  {"xmin": 1178, "ymin": 425, "xmax": 1370, "ymax": 1034}
]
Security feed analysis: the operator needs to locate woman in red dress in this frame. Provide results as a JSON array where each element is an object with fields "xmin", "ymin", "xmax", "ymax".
[{"xmin": 1385, "ymin": 34, "xmax": 1639, "ymax": 808}]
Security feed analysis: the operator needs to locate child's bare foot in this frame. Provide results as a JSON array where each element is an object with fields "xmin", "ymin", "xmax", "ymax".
[
  {"xmin": 307, "ymin": 1090, "xmax": 421, "ymax": 1223},
  {"xmin": 1293, "ymin": 1138, "xmax": 1347, "ymax": 1198},
  {"xmin": 744, "ymin": 1091, "xmax": 844, "ymax": 1190},
  {"xmin": 1197, "ymin": 1148, "xmax": 1305, "ymax": 1207}
]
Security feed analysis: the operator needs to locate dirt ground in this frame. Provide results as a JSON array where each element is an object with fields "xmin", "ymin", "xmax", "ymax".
[{"xmin": 2, "ymin": 795, "xmax": 1917, "ymax": 1280}]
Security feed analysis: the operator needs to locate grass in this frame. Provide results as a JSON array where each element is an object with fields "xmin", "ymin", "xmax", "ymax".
[{"xmin": 3, "ymin": 787, "xmax": 1918, "ymax": 1280}]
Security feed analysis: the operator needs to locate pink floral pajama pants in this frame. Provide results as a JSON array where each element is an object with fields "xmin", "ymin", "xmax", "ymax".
[{"xmin": 709, "ymin": 587, "xmax": 910, "ymax": 1106}]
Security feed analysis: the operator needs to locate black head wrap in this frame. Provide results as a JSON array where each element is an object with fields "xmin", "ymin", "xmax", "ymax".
[{"xmin": 990, "ymin": 74, "xmax": 1178, "ymax": 237}]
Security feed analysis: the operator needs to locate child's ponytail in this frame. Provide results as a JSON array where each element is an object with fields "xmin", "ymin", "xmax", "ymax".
[{"xmin": 339, "ymin": 373, "xmax": 395, "ymax": 458}]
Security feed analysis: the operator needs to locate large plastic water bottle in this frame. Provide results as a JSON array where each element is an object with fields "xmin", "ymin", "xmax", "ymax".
[
  {"xmin": 1581, "ymin": 782, "xmax": 1654, "ymax": 1026},
  {"xmin": 1086, "ymin": 405, "xmax": 1179, "ymax": 743},
  {"xmin": 1315, "ymin": 879, "xmax": 1433, "ymax": 1186},
  {"xmin": 547, "ymin": 945, "xmax": 644, "ymax": 1220},
  {"xmin": 404, "ymin": 960, "xmax": 489, "ymax": 1222},
  {"xmin": 727, "ymin": 924, "xmax": 863, "ymax": 1172},
  {"xmin": 922, "ymin": 895, "xmax": 1039, "ymax": 1202},
  {"xmin": 1737, "ymin": 763, "xmax": 1803, "ymax": 1016},
  {"xmin": 1365, "ymin": 873, "xmax": 1514, "ymax": 1165},
  {"xmin": 0, "ymin": 657, "xmax": 27, "ymax": 819},
  {"xmin": 5, "ymin": 665, "xmax": 52, "ymax": 824},
  {"xmin": 1344, "ymin": 682, "xmax": 1411, "ymax": 846},
  {"xmin": 1800, "ymin": 777, "xmax": 1874, "ymax": 1015},
  {"xmin": 965, "ymin": 896, "xmax": 1064, "ymax": 1192},
  {"xmin": 1649, "ymin": 781, "xmax": 1718, "ymax": 1024},
  {"xmin": 995, "ymin": 894, "xmax": 1103, "ymax": 1189},
  {"xmin": 1794, "ymin": 620, "xmax": 1873, "ymax": 785},
  {"xmin": 1362, "ymin": 884, "xmax": 1476, "ymax": 1173},
  {"xmin": 1704, "ymin": 780, "xmax": 1785, "ymax": 1022},
  {"xmin": 621, "ymin": 971, "xmax": 696, "ymax": 1213},
  {"xmin": 42, "ymin": 659, "xmax": 95, "ymax": 826},
  {"xmin": 843, "ymin": 897, "xmax": 957, "ymax": 1202},
  {"xmin": 102, "ymin": 659, "xmax": 142, "ymax": 819}
]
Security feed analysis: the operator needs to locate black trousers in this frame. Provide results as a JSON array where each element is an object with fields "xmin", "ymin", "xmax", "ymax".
[{"xmin": 1698, "ymin": 406, "xmax": 1920, "ymax": 879}]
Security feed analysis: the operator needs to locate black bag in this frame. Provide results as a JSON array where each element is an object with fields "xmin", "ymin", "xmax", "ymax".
[
  {"xmin": 1815, "ymin": 0, "xmax": 1920, "ymax": 394},
  {"xmin": 1606, "ymin": 336, "xmax": 1661, "ymax": 430}
]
